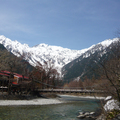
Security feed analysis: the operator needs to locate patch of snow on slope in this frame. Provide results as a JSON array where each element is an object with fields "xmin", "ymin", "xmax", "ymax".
[{"xmin": 99, "ymin": 38, "xmax": 119, "ymax": 47}]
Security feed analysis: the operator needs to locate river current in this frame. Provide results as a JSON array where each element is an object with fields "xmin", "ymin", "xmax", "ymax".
[{"xmin": 0, "ymin": 95, "xmax": 103, "ymax": 120}]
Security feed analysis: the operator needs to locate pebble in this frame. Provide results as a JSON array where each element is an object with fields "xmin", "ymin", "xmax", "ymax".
[{"xmin": 77, "ymin": 111, "xmax": 96, "ymax": 119}]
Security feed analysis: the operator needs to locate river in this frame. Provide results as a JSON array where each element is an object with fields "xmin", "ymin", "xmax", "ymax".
[{"xmin": 0, "ymin": 95, "xmax": 103, "ymax": 120}]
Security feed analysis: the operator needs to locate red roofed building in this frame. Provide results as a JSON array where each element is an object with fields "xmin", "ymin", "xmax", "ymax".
[
  {"xmin": 0, "ymin": 71, "xmax": 30, "ymax": 85},
  {"xmin": 0, "ymin": 71, "xmax": 33, "ymax": 95}
]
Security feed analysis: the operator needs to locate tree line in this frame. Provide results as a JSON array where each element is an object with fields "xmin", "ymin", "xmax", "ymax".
[{"xmin": 0, "ymin": 48, "xmax": 62, "ymax": 95}]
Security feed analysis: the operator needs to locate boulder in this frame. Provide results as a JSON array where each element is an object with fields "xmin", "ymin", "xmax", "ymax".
[
  {"xmin": 77, "ymin": 114, "xmax": 86, "ymax": 119},
  {"xmin": 90, "ymin": 112, "xmax": 95, "ymax": 115},
  {"xmin": 84, "ymin": 112, "xmax": 90, "ymax": 116},
  {"xmin": 77, "ymin": 111, "xmax": 96, "ymax": 119}
]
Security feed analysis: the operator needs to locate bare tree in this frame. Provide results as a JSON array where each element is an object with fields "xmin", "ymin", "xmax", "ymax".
[
  {"xmin": 0, "ymin": 50, "xmax": 31, "ymax": 94},
  {"xmin": 97, "ymin": 39, "xmax": 120, "ymax": 101},
  {"xmin": 30, "ymin": 60, "xmax": 60, "ymax": 89}
]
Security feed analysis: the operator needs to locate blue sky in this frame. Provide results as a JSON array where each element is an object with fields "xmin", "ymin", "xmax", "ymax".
[{"xmin": 0, "ymin": 0, "xmax": 120, "ymax": 50}]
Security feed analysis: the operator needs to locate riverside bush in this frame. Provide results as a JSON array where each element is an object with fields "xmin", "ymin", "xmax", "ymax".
[{"xmin": 106, "ymin": 109, "xmax": 120, "ymax": 120}]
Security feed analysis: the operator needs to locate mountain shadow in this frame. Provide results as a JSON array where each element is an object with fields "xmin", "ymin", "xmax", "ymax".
[{"xmin": 62, "ymin": 40, "xmax": 120, "ymax": 83}]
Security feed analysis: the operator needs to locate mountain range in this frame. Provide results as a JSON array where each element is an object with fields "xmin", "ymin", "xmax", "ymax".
[
  {"xmin": 62, "ymin": 38, "xmax": 120, "ymax": 82},
  {"xmin": 0, "ymin": 35, "xmax": 119, "ymax": 81},
  {"xmin": 0, "ymin": 35, "xmax": 88, "ymax": 72}
]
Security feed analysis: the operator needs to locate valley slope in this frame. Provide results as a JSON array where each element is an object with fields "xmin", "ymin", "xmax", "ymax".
[{"xmin": 62, "ymin": 38, "xmax": 119, "ymax": 82}]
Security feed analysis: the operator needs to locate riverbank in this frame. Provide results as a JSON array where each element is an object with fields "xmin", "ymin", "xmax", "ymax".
[
  {"xmin": 0, "ymin": 93, "xmax": 63, "ymax": 106},
  {"xmin": 0, "ymin": 98, "xmax": 63, "ymax": 106},
  {"xmin": 0, "ymin": 92, "xmax": 106, "ymax": 100},
  {"xmin": 0, "ymin": 93, "xmax": 105, "ymax": 106},
  {"xmin": 58, "ymin": 94, "xmax": 105, "ymax": 100}
]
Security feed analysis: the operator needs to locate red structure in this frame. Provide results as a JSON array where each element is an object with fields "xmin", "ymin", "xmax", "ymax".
[
  {"xmin": 0, "ymin": 71, "xmax": 29, "ymax": 85},
  {"xmin": 0, "ymin": 71, "xmax": 32, "ymax": 94}
]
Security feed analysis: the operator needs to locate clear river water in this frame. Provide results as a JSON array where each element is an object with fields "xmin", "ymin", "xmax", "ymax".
[{"xmin": 0, "ymin": 95, "xmax": 102, "ymax": 120}]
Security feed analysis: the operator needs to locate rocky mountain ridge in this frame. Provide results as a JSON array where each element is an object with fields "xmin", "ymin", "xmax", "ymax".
[
  {"xmin": 62, "ymin": 38, "xmax": 119, "ymax": 81},
  {"xmin": 0, "ymin": 35, "xmax": 87, "ymax": 72},
  {"xmin": 0, "ymin": 35, "xmax": 119, "ymax": 76}
]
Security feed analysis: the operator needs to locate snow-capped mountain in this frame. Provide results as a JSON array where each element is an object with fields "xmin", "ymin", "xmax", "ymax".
[
  {"xmin": 0, "ymin": 35, "xmax": 88, "ymax": 72},
  {"xmin": 62, "ymin": 38, "xmax": 120, "ymax": 81},
  {"xmin": 0, "ymin": 35, "xmax": 119, "ymax": 76}
]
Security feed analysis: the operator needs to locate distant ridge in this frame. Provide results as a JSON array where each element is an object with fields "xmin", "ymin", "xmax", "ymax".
[
  {"xmin": 62, "ymin": 38, "xmax": 120, "ymax": 82},
  {"xmin": 0, "ymin": 35, "xmax": 119, "ymax": 77},
  {"xmin": 0, "ymin": 35, "xmax": 87, "ymax": 72}
]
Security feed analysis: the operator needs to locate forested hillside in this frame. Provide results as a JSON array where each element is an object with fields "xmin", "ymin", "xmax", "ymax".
[
  {"xmin": 0, "ymin": 44, "xmax": 33, "ymax": 75},
  {"xmin": 62, "ymin": 39, "xmax": 120, "ymax": 83}
]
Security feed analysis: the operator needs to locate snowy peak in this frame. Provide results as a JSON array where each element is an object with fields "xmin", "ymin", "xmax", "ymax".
[
  {"xmin": 99, "ymin": 38, "xmax": 119, "ymax": 47},
  {"xmin": 62, "ymin": 37, "xmax": 120, "ymax": 81},
  {"xmin": 30, "ymin": 43, "xmax": 87, "ymax": 68},
  {"xmin": 83, "ymin": 38, "xmax": 119, "ymax": 57},
  {"xmin": 33, "ymin": 43, "xmax": 48, "ymax": 48},
  {"xmin": 0, "ymin": 35, "xmax": 86, "ymax": 71}
]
